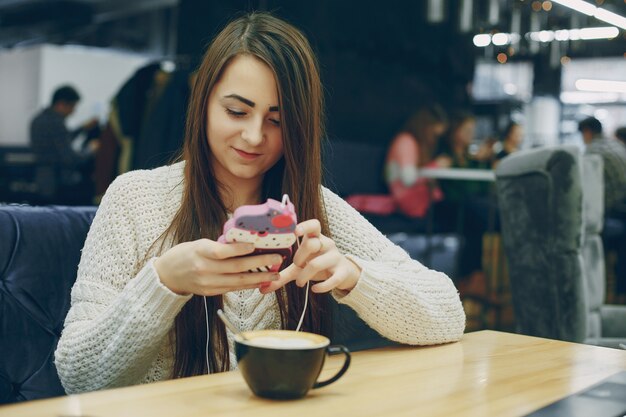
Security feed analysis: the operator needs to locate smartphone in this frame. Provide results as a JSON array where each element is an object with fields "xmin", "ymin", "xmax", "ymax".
[{"xmin": 218, "ymin": 195, "xmax": 297, "ymax": 273}]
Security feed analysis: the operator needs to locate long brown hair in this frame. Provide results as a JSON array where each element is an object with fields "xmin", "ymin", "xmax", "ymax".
[
  {"xmin": 403, "ymin": 104, "xmax": 447, "ymax": 166},
  {"xmin": 438, "ymin": 110, "xmax": 475, "ymax": 160},
  {"xmin": 156, "ymin": 12, "xmax": 331, "ymax": 377}
]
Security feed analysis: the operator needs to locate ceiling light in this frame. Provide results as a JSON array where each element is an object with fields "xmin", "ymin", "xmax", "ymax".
[
  {"xmin": 473, "ymin": 34, "xmax": 492, "ymax": 47},
  {"xmin": 551, "ymin": 0, "xmax": 596, "ymax": 16},
  {"xmin": 538, "ymin": 30, "xmax": 555, "ymax": 42},
  {"xmin": 554, "ymin": 30, "xmax": 570, "ymax": 40},
  {"xmin": 551, "ymin": 0, "xmax": 626, "ymax": 30},
  {"xmin": 593, "ymin": 8, "xmax": 626, "ymax": 30},
  {"xmin": 568, "ymin": 29, "xmax": 581, "ymax": 40},
  {"xmin": 575, "ymin": 79, "xmax": 626, "ymax": 93},
  {"xmin": 579, "ymin": 26, "xmax": 619, "ymax": 39},
  {"xmin": 474, "ymin": 25, "xmax": 616, "ymax": 48},
  {"xmin": 560, "ymin": 91, "xmax": 620, "ymax": 103},
  {"xmin": 492, "ymin": 33, "xmax": 510, "ymax": 45},
  {"xmin": 460, "ymin": 0, "xmax": 473, "ymax": 32},
  {"xmin": 524, "ymin": 26, "xmax": 617, "ymax": 42},
  {"xmin": 427, "ymin": 0, "xmax": 445, "ymax": 23}
]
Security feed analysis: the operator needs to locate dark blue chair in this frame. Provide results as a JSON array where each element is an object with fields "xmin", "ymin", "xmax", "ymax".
[
  {"xmin": 0, "ymin": 205, "xmax": 97, "ymax": 403},
  {"xmin": 0, "ymin": 203, "xmax": 397, "ymax": 404}
]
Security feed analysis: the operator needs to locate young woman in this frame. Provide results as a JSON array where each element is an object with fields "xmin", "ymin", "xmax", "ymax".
[
  {"xmin": 55, "ymin": 12, "xmax": 465, "ymax": 394},
  {"xmin": 435, "ymin": 112, "xmax": 491, "ymax": 203},
  {"xmin": 493, "ymin": 121, "xmax": 523, "ymax": 169},
  {"xmin": 384, "ymin": 104, "xmax": 448, "ymax": 217},
  {"xmin": 434, "ymin": 112, "xmax": 494, "ymax": 296}
]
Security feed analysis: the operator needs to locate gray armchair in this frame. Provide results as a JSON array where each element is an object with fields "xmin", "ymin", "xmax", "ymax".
[{"xmin": 495, "ymin": 145, "xmax": 626, "ymax": 348}]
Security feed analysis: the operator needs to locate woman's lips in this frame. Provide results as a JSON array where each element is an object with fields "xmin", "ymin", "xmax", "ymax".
[{"xmin": 234, "ymin": 148, "xmax": 261, "ymax": 160}]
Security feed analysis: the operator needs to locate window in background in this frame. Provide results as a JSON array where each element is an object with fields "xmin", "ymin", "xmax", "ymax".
[
  {"xmin": 560, "ymin": 57, "xmax": 626, "ymax": 146},
  {"xmin": 472, "ymin": 60, "xmax": 534, "ymax": 103}
]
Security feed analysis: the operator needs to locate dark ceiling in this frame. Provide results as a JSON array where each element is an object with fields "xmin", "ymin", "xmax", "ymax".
[
  {"xmin": 0, "ymin": 0, "xmax": 179, "ymax": 52},
  {"xmin": 0, "ymin": 0, "xmax": 624, "ymax": 58}
]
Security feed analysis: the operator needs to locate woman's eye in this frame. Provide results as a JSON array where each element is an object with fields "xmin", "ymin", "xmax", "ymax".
[
  {"xmin": 226, "ymin": 108, "xmax": 246, "ymax": 117},
  {"xmin": 269, "ymin": 118, "xmax": 281, "ymax": 127}
]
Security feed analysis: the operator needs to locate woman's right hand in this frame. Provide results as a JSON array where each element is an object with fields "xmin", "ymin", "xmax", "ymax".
[{"xmin": 153, "ymin": 239, "xmax": 281, "ymax": 296}]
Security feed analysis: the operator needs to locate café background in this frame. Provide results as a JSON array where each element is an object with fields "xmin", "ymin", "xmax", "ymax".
[
  {"xmin": 1, "ymin": 1, "xmax": 623, "ymax": 152},
  {"xmin": 1, "ymin": 0, "xmax": 626, "ymax": 323}
]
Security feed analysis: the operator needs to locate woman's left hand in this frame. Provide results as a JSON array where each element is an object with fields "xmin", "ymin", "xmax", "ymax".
[{"xmin": 259, "ymin": 219, "xmax": 362, "ymax": 294}]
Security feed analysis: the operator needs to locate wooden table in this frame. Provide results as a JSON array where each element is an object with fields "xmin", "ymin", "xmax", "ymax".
[{"xmin": 2, "ymin": 330, "xmax": 626, "ymax": 417}]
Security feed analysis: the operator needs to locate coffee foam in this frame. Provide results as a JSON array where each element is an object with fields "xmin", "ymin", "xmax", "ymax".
[
  {"xmin": 246, "ymin": 336, "xmax": 317, "ymax": 349},
  {"xmin": 239, "ymin": 330, "xmax": 329, "ymax": 350}
]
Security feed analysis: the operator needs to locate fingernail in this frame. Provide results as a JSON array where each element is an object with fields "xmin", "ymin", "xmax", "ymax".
[
  {"xmin": 295, "ymin": 226, "xmax": 302, "ymax": 234},
  {"xmin": 271, "ymin": 274, "xmax": 280, "ymax": 281}
]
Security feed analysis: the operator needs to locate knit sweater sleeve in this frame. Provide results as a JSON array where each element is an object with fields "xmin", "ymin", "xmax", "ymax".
[
  {"xmin": 54, "ymin": 171, "xmax": 191, "ymax": 394},
  {"xmin": 322, "ymin": 187, "xmax": 466, "ymax": 345}
]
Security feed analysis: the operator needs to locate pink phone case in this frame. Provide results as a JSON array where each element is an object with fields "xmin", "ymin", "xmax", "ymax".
[{"xmin": 218, "ymin": 196, "xmax": 297, "ymax": 275}]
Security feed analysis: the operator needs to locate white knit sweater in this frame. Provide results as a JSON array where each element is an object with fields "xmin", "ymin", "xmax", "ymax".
[{"xmin": 54, "ymin": 161, "xmax": 465, "ymax": 394}]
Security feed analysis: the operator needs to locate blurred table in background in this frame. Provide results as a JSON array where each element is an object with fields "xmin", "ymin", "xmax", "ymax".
[
  {"xmin": 0, "ymin": 147, "xmax": 37, "ymax": 203},
  {"xmin": 420, "ymin": 167, "xmax": 495, "ymax": 181}
]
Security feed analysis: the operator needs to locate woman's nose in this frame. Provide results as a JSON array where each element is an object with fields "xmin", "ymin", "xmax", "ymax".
[{"xmin": 242, "ymin": 119, "xmax": 264, "ymax": 146}]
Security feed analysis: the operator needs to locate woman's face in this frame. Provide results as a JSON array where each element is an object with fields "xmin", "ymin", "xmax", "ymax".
[
  {"xmin": 206, "ymin": 54, "xmax": 283, "ymax": 188},
  {"xmin": 432, "ymin": 122, "xmax": 447, "ymax": 138},
  {"xmin": 453, "ymin": 119, "xmax": 476, "ymax": 148},
  {"xmin": 508, "ymin": 125, "xmax": 523, "ymax": 147},
  {"xmin": 424, "ymin": 122, "xmax": 447, "ymax": 146}
]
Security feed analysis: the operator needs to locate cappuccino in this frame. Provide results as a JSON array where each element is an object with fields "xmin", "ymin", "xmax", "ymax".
[
  {"xmin": 246, "ymin": 336, "xmax": 317, "ymax": 349},
  {"xmin": 235, "ymin": 329, "xmax": 351, "ymax": 399}
]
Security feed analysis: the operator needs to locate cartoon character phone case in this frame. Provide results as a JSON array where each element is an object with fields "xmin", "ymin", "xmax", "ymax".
[{"xmin": 218, "ymin": 194, "xmax": 297, "ymax": 273}]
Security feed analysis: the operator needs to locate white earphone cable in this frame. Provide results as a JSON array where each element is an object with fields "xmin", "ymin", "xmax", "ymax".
[
  {"xmin": 292, "ymin": 229, "xmax": 309, "ymax": 333},
  {"xmin": 203, "ymin": 295, "xmax": 211, "ymax": 375},
  {"xmin": 207, "ymin": 194, "xmax": 307, "ymax": 351},
  {"xmin": 278, "ymin": 193, "xmax": 308, "ymax": 331},
  {"xmin": 281, "ymin": 193, "xmax": 290, "ymax": 208},
  {"xmin": 295, "ymin": 281, "xmax": 309, "ymax": 332}
]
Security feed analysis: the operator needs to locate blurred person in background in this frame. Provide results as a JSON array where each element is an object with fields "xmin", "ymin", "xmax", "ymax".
[
  {"xmin": 580, "ymin": 117, "xmax": 626, "ymax": 302},
  {"xmin": 434, "ymin": 111, "xmax": 495, "ymax": 297},
  {"xmin": 384, "ymin": 104, "xmax": 448, "ymax": 217},
  {"xmin": 30, "ymin": 85, "xmax": 100, "ymax": 204},
  {"xmin": 434, "ymin": 111, "xmax": 493, "ymax": 202},
  {"xmin": 492, "ymin": 121, "xmax": 523, "ymax": 169},
  {"xmin": 615, "ymin": 126, "xmax": 626, "ymax": 148},
  {"xmin": 579, "ymin": 117, "xmax": 626, "ymax": 214},
  {"xmin": 435, "ymin": 112, "xmax": 493, "ymax": 171}
]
